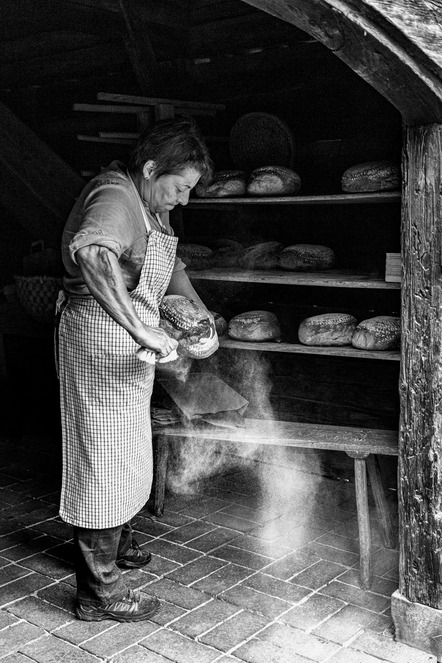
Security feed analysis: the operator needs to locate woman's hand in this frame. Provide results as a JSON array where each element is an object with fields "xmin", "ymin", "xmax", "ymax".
[{"xmin": 133, "ymin": 325, "xmax": 179, "ymax": 358}]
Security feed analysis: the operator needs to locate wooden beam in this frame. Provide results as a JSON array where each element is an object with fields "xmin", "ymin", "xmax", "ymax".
[
  {"xmin": 97, "ymin": 92, "xmax": 225, "ymax": 111},
  {"xmin": 239, "ymin": 0, "xmax": 442, "ymax": 124}
]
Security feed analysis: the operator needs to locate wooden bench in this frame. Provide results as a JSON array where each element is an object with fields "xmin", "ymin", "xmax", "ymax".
[{"xmin": 152, "ymin": 419, "xmax": 398, "ymax": 589}]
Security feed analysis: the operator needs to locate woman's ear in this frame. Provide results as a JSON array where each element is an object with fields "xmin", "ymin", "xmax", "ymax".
[{"xmin": 143, "ymin": 160, "xmax": 156, "ymax": 180}]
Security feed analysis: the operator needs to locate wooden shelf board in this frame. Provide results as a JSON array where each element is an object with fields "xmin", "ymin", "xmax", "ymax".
[
  {"xmin": 188, "ymin": 268, "xmax": 401, "ymax": 289},
  {"xmin": 187, "ymin": 191, "xmax": 401, "ymax": 207},
  {"xmin": 218, "ymin": 337, "xmax": 400, "ymax": 361}
]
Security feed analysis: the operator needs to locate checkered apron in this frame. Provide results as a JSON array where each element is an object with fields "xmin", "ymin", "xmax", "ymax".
[{"xmin": 58, "ymin": 191, "xmax": 177, "ymax": 528}]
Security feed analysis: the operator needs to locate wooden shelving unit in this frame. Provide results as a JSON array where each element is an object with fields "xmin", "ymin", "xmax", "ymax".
[{"xmin": 187, "ymin": 191, "xmax": 401, "ymax": 207}]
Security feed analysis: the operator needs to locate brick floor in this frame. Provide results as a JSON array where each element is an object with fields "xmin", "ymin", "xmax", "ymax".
[{"xmin": 0, "ymin": 428, "xmax": 436, "ymax": 663}]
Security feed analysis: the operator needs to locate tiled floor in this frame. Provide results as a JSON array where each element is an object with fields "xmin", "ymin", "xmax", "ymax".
[{"xmin": 0, "ymin": 424, "xmax": 436, "ymax": 663}]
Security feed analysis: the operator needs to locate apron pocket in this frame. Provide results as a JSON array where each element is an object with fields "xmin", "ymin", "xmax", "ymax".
[{"xmin": 90, "ymin": 353, "xmax": 154, "ymax": 408}]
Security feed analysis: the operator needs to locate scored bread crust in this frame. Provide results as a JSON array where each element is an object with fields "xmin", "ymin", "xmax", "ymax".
[{"xmin": 298, "ymin": 313, "xmax": 358, "ymax": 346}]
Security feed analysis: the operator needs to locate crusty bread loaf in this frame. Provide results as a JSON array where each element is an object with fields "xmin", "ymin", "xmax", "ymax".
[
  {"xmin": 247, "ymin": 166, "xmax": 301, "ymax": 196},
  {"xmin": 159, "ymin": 295, "xmax": 219, "ymax": 359},
  {"xmin": 176, "ymin": 243, "xmax": 212, "ymax": 270},
  {"xmin": 298, "ymin": 313, "xmax": 358, "ymax": 346},
  {"xmin": 279, "ymin": 244, "xmax": 335, "ymax": 271},
  {"xmin": 351, "ymin": 315, "xmax": 400, "ymax": 350},
  {"xmin": 341, "ymin": 160, "xmax": 400, "ymax": 193},
  {"xmin": 196, "ymin": 170, "xmax": 246, "ymax": 197},
  {"xmin": 210, "ymin": 240, "xmax": 245, "ymax": 268},
  {"xmin": 228, "ymin": 310, "xmax": 281, "ymax": 342},
  {"xmin": 239, "ymin": 241, "xmax": 283, "ymax": 270}
]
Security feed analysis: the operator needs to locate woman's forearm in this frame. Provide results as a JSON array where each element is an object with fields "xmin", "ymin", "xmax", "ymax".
[{"xmin": 166, "ymin": 269, "xmax": 208, "ymax": 310}]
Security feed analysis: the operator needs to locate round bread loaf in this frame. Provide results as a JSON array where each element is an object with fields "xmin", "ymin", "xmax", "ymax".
[
  {"xmin": 210, "ymin": 311, "xmax": 228, "ymax": 336},
  {"xmin": 247, "ymin": 166, "xmax": 301, "ymax": 196},
  {"xmin": 341, "ymin": 160, "xmax": 400, "ymax": 193},
  {"xmin": 228, "ymin": 310, "xmax": 281, "ymax": 342},
  {"xmin": 210, "ymin": 240, "xmax": 244, "ymax": 268},
  {"xmin": 240, "ymin": 241, "xmax": 283, "ymax": 269},
  {"xmin": 196, "ymin": 170, "xmax": 247, "ymax": 197},
  {"xmin": 298, "ymin": 313, "xmax": 358, "ymax": 346},
  {"xmin": 351, "ymin": 315, "xmax": 400, "ymax": 350},
  {"xmin": 159, "ymin": 295, "xmax": 219, "ymax": 358},
  {"xmin": 279, "ymin": 244, "xmax": 335, "ymax": 271},
  {"xmin": 176, "ymin": 243, "xmax": 212, "ymax": 270}
]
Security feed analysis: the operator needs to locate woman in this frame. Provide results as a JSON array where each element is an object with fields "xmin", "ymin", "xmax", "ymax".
[{"xmin": 58, "ymin": 117, "xmax": 213, "ymax": 622}]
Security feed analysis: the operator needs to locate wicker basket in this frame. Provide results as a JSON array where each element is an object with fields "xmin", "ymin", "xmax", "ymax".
[
  {"xmin": 229, "ymin": 112, "xmax": 296, "ymax": 172},
  {"xmin": 14, "ymin": 275, "xmax": 63, "ymax": 325}
]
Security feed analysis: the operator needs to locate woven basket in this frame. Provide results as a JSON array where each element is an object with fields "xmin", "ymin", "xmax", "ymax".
[
  {"xmin": 14, "ymin": 275, "xmax": 62, "ymax": 325},
  {"xmin": 229, "ymin": 112, "xmax": 296, "ymax": 172}
]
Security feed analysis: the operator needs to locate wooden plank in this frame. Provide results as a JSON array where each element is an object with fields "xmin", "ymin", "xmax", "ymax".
[
  {"xmin": 188, "ymin": 268, "xmax": 401, "ymax": 289},
  {"xmin": 97, "ymin": 92, "xmax": 225, "ymax": 111},
  {"xmin": 74, "ymin": 103, "xmax": 219, "ymax": 117},
  {"xmin": 77, "ymin": 134, "xmax": 135, "ymax": 145},
  {"xmin": 398, "ymin": 124, "xmax": 442, "ymax": 609},
  {"xmin": 240, "ymin": 0, "xmax": 442, "ymax": 124},
  {"xmin": 118, "ymin": 0, "xmax": 160, "ymax": 95},
  {"xmin": 154, "ymin": 418, "xmax": 398, "ymax": 456},
  {"xmin": 187, "ymin": 192, "xmax": 401, "ymax": 206},
  {"xmin": 218, "ymin": 337, "xmax": 400, "ymax": 361},
  {"xmin": 353, "ymin": 457, "xmax": 372, "ymax": 589}
]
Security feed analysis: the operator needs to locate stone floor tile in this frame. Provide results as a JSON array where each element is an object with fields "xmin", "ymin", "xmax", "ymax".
[
  {"xmin": 219, "ymin": 503, "xmax": 273, "ymax": 525},
  {"xmin": 0, "ymin": 611, "xmax": 19, "ymax": 628},
  {"xmin": 232, "ymin": 637, "xmax": 313, "ymax": 663},
  {"xmin": 36, "ymin": 580, "xmax": 77, "ymax": 613},
  {"xmin": 150, "ymin": 600, "xmax": 188, "ymax": 626},
  {"xmin": 0, "ymin": 653, "xmax": 35, "ymax": 663},
  {"xmin": 193, "ymin": 563, "xmax": 254, "ymax": 595},
  {"xmin": 312, "ymin": 604, "xmax": 389, "ymax": 644},
  {"xmin": 327, "ymin": 648, "xmax": 398, "ymax": 663},
  {"xmin": 187, "ymin": 527, "xmax": 241, "ymax": 553},
  {"xmin": 264, "ymin": 548, "xmax": 320, "ymax": 580},
  {"xmin": 130, "ymin": 516, "xmax": 174, "ymax": 537},
  {"xmin": 280, "ymin": 593, "xmax": 345, "ymax": 631},
  {"xmin": 230, "ymin": 535, "xmax": 292, "ymax": 560},
  {"xmin": 178, "ymin": 498, "xmax": 232, "ymax": 519},
  {"xmin": 53, "ymin": 617, "xmax": 114, "ymax": 645},
  {"xmin": 351, "ymin": 630, "xmax": 436, "ymax": 662},
  {"xmin": 303, "ymin": 541, "xmax": 360, "ymax": 567},
  {"xmin": 0, "ymin": 572, "xmax": 53, "ymax": 608},
  {"xmin": 18, "ymin": 552, "xmax": 73, "ymax": 580},
  {"xmin": 210, "ymin": 544, "xmax": 273, "ymax": 570},
  {"xmin": 20, "ymin": 634, "xmax": 102, "ymax": 662},
  {"xmin": 316, "ymin": 531, "xmax": 360, "ymax": 554},
  {"xmin": 371, "ymin": 548, "xmax": 399, "ymax": 577},
  {"xmin": 142, "ymin": 554, "xmax": 180, "ymax": 577},
  {"xmin": 152, "ymin": 510, "xmax": 197, "ymax": 528},
  {"xmin": 198, "ymin": 610, "xmax": 268, "ymax": 652},
  {"xmin": 7, "ymin": 596, "xmax": 74, "ymax": 631},
  {"xmin": 220, "ymin": 584, "xmax": 292, "ymax": 620},
  {"xmin": 121, "ymin": 568, "xmax": 158, "ymax": 592},
  {"xmin": 293, "ymin": 559, "xmax": 348, "ymax": 589},
  {"xmin": 31, "ymin": 518, "xmax": 73, "ymax": 541},
  {"xmin": 0, "ymin": 528, "xmax": 51, "ymax": 556},
  {"xmin": 81, "ymin": 621, "xmax": 160, "ymax": 658},
  {"xmin": 165, "ymin": 555, "xmax": 227, "ymax": 585},
  {"xmin": 171, "ymin": 598, "xmax": 240, "ymax": 638},
  {"xmin": 109, "ymin": 644, "xmax": 172, "ymax": 662},
  {"xmin": 258, "ymin": 622, "xmax": 341, "ymax": 661},
  {"xmin": 204, "ymin": 511, "xmax": 261, "ymax": 533},
  {"xmin": 0, "ymin": 563, "xmax": 31, "ymax": 585},
  {"xmin": 162, "ymin": 520, "xmax": 217, "ymax": 544},
  {"xmin": 320, "ymin": 580, "xmax": 391, "ymax": 613},
  {"xmin": 241, "ymin": 572, "xmax": 310, "ymax": 604},
  {"xmin": 0, "ymin": 621, "xmax": 45, "ymax": 658},
  {"xmin": 142, "ymin": 578, "xmax": 210, "ymax": 610},
  {"xmin": 141, "ymin": 627, "xmax": 220, "ymax": 663},
  {"xmin": 336, "ymin": 568, "xmax": 398, "ymax": 597},
  {"xmin": 144, "ymin": 539, "xmax": 202, "ymax": 565}
]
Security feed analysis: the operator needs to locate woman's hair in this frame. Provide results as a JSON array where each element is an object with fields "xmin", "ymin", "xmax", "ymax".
[{"xmin": 128, "ymin": 116, "xmax": 213, "ymax": 185}]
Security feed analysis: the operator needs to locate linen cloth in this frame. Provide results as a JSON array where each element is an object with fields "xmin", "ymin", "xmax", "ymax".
[{"xmin": 58, "ymin": 175, "xmax": 178, "ymax": 528}]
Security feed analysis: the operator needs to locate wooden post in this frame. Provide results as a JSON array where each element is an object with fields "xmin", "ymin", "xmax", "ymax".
[{"xmin": 392, "ymin": 123, "xmax": 442, "ymax": 656}]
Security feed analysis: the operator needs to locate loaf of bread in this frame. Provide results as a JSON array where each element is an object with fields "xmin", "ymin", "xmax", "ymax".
[
  {"xmin": 176, "ymin": 243, "xmax": 212, "ymax": 270},
  {"xmin": 298, "ymin": 313, "xmax": 358, "ymax": 346},
  {"xmin": 279, "ymin": 244, "xmax": 335, "ymax": 271},
  {"xmin": 351, "ymin": 315, "xmax": 400, "ymax": 350},
  {"xmin": 247, "ymin": 166, "xmax": 301, "ymax": 196},
  {"xmin": 196, "ymin": 170, "xmax": 247, "ymax": 197},
  {"xmin": 239, "ymin": 241, "xmax": 284, "ymax": 269},
  {"xmin": 210, "ymin": 240, "xmax": 245, "ymax": 268},
  {"xmin": 341, "ymin": 160, "xmax": 401, "ymax": 193},
  {"xmin": 228, "ymin": 310, "xmax": 281, "ymax": 342},
  {"xmin": 159, "ymin": 295, "xmax": 219, "ymax": 358}
]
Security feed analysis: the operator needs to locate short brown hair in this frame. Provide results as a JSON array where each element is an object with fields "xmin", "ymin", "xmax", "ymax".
[{"xmin": 128, "ymin": 116, "xmax": 213, "ymax": 185}]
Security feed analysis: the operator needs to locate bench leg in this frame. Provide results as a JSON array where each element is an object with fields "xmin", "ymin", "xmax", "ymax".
[
  {"xmin": 351, "ymin": 455, "xmax": 372, "ymax": 590},
  {"xmin": 367, "ymin": 454, "xmax": 396, "ymax": 549},
  {"xmin": 152, "ymin": 433, "xmax": 169, "ymax": 518}
]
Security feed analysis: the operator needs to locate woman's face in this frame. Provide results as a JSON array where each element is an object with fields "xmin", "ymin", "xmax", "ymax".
[{"xmin": 146, "ymin": 166, "xmax": 201, "ymax": 213}]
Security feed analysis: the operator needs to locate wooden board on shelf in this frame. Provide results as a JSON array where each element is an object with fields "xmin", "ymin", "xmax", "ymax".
[
  {"xmin": 218, "ymin": 337, "xmax": 400, "ymax": 361},
  {"xmin": 188, "ymin": 268, "xmax": 401, "ymax": 289},
  {"xmin": 187, "ymin": 192, "xmax": 401, "ymax": 207}
]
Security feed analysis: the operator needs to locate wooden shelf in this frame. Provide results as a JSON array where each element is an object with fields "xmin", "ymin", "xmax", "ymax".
[
  {"xmin": 188, "ymin": 268, "xmax": 401, "ymax": 289},
  {"xmin": 187, "ymin": 191, "xmax": 401, "ymax": 208},
  {"xmin": 218, "ymin": 337, "xmax": 400, "ymax": 361}
]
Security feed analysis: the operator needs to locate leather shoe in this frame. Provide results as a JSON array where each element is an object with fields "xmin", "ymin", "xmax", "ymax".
[
  {"xmin": 116, "ymin": 540, "xmax": 152, "ymax": 569},
  {"xmin": 76, "ymin": 589, "xmax": 160, "ymax": 622}
]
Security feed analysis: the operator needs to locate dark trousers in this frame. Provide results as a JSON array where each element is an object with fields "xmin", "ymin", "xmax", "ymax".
[{"xmin": 73, "ymin": 521, "xmax": 133, "ymax": 605}]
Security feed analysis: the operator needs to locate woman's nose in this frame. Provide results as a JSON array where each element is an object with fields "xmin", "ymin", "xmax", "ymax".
[{"xmin": 177, "ymin": 190, "xmax": 190, "ymax": 206}]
